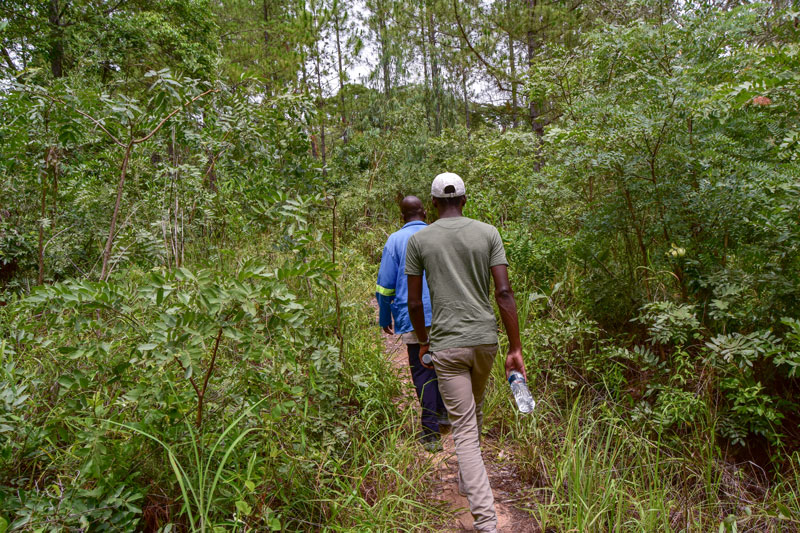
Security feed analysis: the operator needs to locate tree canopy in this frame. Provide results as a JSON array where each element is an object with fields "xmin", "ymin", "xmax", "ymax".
[{"xmin": 2, "ymin": 0, "xmax": 800, "ymax": 530}]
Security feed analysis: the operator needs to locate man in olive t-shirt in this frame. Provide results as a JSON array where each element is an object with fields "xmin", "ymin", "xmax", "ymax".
[
  {"xmin": 406, "ymin": 173, "xmax": 526, "ymax": 533},
  {"xmin": 405, "ymin": 215, "xmax": 507, "ymax": 351}
]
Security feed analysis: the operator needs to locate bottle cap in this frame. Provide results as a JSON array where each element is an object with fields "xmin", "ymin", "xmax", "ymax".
[
  {"xmin": 508, "ymin": 371, "xmax": 524, "ymax": 384},
  {"xmin": 422, "ymin": 353, "xmax": 432, "ymax": 365}
]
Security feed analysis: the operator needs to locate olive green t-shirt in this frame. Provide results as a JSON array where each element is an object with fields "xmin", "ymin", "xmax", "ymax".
[{"xmin": 405, "ymin": 216, "xmax": 508, "ymax": 352}]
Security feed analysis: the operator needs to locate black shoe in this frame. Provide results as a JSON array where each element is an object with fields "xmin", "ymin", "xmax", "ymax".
[{"xmin": 420, "ymin": 433, "xmax": 442, "ymax": 453}]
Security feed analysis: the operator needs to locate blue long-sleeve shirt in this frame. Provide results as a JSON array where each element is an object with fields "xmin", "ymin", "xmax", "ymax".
[{"xmin": 376, "ymin": 221, "xmax": 432, "ymax": 334}]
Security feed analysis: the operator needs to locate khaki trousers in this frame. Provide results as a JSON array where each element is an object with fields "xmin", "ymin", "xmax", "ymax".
[{"xmin": 432, "ymin": 344, "xmax": 498, "ymax": 532}]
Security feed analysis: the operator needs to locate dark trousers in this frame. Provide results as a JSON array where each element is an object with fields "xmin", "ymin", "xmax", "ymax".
[{"xmin": 407, "ymin": 343, "xmax": 446, "ymax": 437}]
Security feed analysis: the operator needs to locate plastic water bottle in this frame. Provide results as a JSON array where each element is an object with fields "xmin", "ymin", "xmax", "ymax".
[
  {"xmin": 421, "ymin": 352, "xmax": 433, "ymax": 365},
  {"xmin": 508, "ymin": 371, "xmax": 535, "ymax": 413}
]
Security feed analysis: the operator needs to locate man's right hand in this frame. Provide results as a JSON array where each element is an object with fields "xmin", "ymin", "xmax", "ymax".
[
  {"xmin": 419, "ymin": 343, "xmax": 434, "ymax": 369},
  {"xmin": 382, "ymin": 325, "xmax": 394, "ymax": 335}
]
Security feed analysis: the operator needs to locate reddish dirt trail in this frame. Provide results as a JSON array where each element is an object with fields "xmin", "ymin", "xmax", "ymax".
[{"xmin": 374, "ymin": 300, "xmax": 539, "ymax": 532}]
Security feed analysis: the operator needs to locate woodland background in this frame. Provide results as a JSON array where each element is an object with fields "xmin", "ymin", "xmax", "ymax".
[{"xmin": 1, "ymin": 0, "xmax": 799, "ymax": 530}]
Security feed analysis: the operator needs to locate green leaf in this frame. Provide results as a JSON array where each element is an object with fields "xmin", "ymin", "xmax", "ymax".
[
  {"xmin": 176, "ymin": 268, "xmax": 196, "ymax": 281},
  {"xmin": 268, "ymin": 516, "xmax": 281, "ymax": 531},
  {"xmin": 775, "ymin": 503, "xmax": 792, "ymax": 520},
  {"xmin": 66, "ymin": 348, "xmax": 86, "ymax": 360},
  {"xmin": 57, "ymin": 375, "xmax": 75, "ymax": 389},
  {"xmin": 138, "ymin": 343, "xmax": 157, "ymax": 352},
  {"xmin": 235, "ymin": 500, "xmax": 252, "ymax": 516}
]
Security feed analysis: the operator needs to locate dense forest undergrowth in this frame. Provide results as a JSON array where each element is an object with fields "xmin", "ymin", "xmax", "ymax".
[{"xmin": 2, "ymin": 0, "xmax": 800, "ymax": 530}]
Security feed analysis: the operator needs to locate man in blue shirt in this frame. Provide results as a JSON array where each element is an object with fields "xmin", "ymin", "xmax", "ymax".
[{"xmin": 376, "ymin": 196, "xmax": 447, "ymax": 450}]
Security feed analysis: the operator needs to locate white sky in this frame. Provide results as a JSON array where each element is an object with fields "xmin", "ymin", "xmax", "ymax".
[{"xmin": 318, "ymin": 0, "xmax": 505, "ymax": 106}]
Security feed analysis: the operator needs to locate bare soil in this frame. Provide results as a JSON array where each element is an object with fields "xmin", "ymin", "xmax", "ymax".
[{"xmin": 374, "ymin": 300, "xmax": 540, "ymax": 532}]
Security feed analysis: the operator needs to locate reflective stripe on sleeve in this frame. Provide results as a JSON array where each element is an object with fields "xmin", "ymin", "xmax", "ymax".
[{"xmin": 376, "ymin": 284, "xmax": 396, "ymax": 297}]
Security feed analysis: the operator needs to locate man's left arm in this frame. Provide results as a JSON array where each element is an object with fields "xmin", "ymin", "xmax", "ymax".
[
  {"xmin": 489, "ymin": 226, "xmax": 526, "ymax": 379},
  {"xmin": 491, "ymin": 265, "xmax": 525, "ymax": 379}
]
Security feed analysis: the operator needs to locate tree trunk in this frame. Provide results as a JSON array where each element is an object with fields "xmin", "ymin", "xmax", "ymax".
[
  {"xmin": 378, "ymin": 0, "xmax": 391, "ymax": 99},
  {"xmin": 331, "ymin": 197, "xmax": 344, "ymax": 361},
  {"xmin": 622, "ymin": 186, "xmax": 651, "ymax": 300},
  {"xmin": 333, "ymin": 11, "xmax": 347, "ymax": 127},
  {"xmin": 301, "ymin": 48, "xmax": 309, "ymax": 97},
  {"xmin": 101, "ymin": 142, "xmax": 133, "ymax": 281},
  {"xmin": 48, "ymin": 0, "xmax": 64, "ymax": 78},
  {"xmin": 420, "ymin": 4, "xmax": 432, "ymax": 131},
  {"xmin": 38, "ymin": 156, "xmax": 48, "ymax": 286},
  {"xmin": 262, "ymin": 0, "xmax": 271, "ymax": 46},
  {"xmin": 507, "ymin": 2, "xmax": 518, "ymax": 128},
  {"xmin": 428, "ymin": 6, "xmax": 441, "ymax": 135},
  {"xmin": 262, "ymin": 0, "xmax": 274, "ymax": 95},
  {"xmin": 314, "ymin": 39, "xmax": 327, "ymax": 177},
  {"xmin": 301, "ymin": 48, "xmax": 315, "ymax": 155},
  {"xmin": 526, "ymin": 0, "xmax": 544, "ymax": 138},
  {"xmin": 38, "ymin": 144, "xmax": 59, "ymax": 285},
  {"xmin": 51, "ymin": 148, "xmax": 59, "ymax": 221},
  {"xmin": 205, "ymin": 149, "xmax": 218, "ymax": 192},
  {"xmin": 462, "ymin": 67, "xmax": 470, "ymax": 131},
  {"xmin": 170, "ymin": 127, "xmax": 183, "ymax": 268}
]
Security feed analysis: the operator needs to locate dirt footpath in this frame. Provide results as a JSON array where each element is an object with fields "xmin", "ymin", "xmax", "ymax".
[{"xmin": 375, "ymin": 302, "xmax": 539, "ymax": 532}]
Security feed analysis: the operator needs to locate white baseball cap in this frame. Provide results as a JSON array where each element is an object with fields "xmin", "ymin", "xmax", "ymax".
[{"xmin": 431, "ymin": 172, "xmax": 466, "ymax": 198}]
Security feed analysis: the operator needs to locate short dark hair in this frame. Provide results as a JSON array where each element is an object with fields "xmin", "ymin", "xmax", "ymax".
[{"xmin": 435, "ymin": 195, "xmax": 465, "ymax": 208}]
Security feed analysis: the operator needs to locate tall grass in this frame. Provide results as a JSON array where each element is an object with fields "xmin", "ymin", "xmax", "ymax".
[
  {"xmin": 297, "ymin": 233, "xmax": 446, "ymax": 531},
  {"xmin": 481, "ymin": 360, "xmax": 800, "ymax": 532},
  {"xmin": 108, "ymin": 396, "xmax": 271, "ymax": 532},
  {"xmin": 338, "ymin": 223, "xmax": 800, "ymax": 533}
]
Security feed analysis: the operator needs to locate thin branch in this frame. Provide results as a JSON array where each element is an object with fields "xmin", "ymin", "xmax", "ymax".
[
  {"xmin": 134, "ymin": 88, "xmax": 218, "ymax": 144},
  {"xmin": 219, "ymin": 27, "xmax": 270, "ymax": 40},
  {"xmin": 32, "ymin": 90, "xmax": 126, "ymax": 147},
  {"xmin": 174, "ymin": 355, "xmax": 202, "ymax": 399},
  {"xmin": 103, "ymin": 0, "xmax": 129, "ymax": 16},
  {"xmin": 452, "ymin": 0, "xmax": 511, "ymax": 93},
  {"xmin": 201, "ymin": 326, "xmax": 225, "ymax": 400},
  {"xmin": 58, "ymin": 0, "xmax": 70, "ymax": 19},
  {"xmin": 1, "ymin": 46, "xmax": 18, "ymax": 74},
  {"xmin": 204, "ymin": 130, "xmax": 233, "ymax": 181},
  {"xmin": 196, "ymin": 324, "xmax": 225, "ymax": 427},
  {"xmin": 100, "ymin": 140, "xmax": 133, "ymax": 280},
  {"xmin": 42, "ymin": 224, "xmax": 74, "ymax": 252}
]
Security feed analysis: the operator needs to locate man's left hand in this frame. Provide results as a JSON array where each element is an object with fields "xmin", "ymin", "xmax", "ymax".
[
  {"xmin": 505, "ymin": 347, "xmax": 526, "ymax": 380},
  {"xmin": 382, "ymin": 325, "xmax": 394, "ymax": 335}
]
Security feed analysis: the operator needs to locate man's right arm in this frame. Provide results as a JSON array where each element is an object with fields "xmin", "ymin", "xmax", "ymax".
[
  {"xmin": 407, "ymin": 274, "xmax": 432, "ymax": 368},
  {"xmin": 405, "ymin": 236, "xmax": 433, "ymax": 368},
  {"xmin": 491, "ymin": 264, "xmax": 526, "ymax": 379},
  {"xmin": 376, "ymin": 243, "xmax": 397, "ymax": 334}
]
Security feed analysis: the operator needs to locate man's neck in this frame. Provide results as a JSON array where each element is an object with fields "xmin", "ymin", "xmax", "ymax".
[
  {"xmin": 437, "ymin": 207, "xmax": 463, "ymax": 219},
  {"xmin": 404, "ymin": 216, "xmax": 425, "ymax": 224}
]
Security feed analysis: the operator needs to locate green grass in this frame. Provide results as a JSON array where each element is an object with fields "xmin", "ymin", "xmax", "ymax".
[
  {"xmin": 339, "ymin": 222, "xmax": 800, "ymax": 533},
  {"xmin": 3, "ymin": 218, "xmax": 799, "ymax": 532},
  {"xmin": 480, "ymin": 363, "xmax": 800, "ymax": 532}
]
